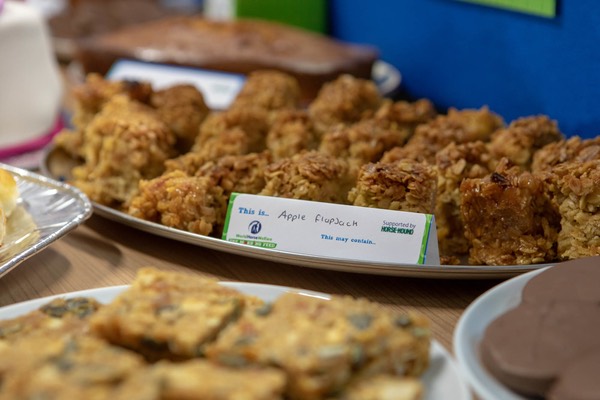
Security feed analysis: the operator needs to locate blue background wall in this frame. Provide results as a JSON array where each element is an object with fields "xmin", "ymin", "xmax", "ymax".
[{"xmin": 329, "ymin": 0, "xmax": 600, "ymax": 138}]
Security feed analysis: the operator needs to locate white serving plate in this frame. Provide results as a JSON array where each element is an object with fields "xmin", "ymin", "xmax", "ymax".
[
  {"xmin": 0, "ymin": 162, "xmax": 92, "ymax": 279},
  {"xmin": 453, "ymin": 268, "xmax": 549, "ymax": 400},
  {"xmin": 0, "ymin": 282, "xmax": 472, "ymax": 400}
]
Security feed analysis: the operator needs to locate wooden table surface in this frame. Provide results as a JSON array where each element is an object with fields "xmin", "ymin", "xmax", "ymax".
[{"xmin": 0, "ymin": 212, "xmax": 502, "ymax": 352}]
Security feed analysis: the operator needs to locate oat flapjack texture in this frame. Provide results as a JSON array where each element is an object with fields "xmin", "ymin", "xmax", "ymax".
[
  {"xmin": 259, "ymin": 150, "xmax": 353, "ymax": 204},
  {"xmin": 266, "ymin": 109, "xmax": 320, "ymax": 160},
  {"xmin": 320, "ymin": 118, "xmax": 414, "ymax": 180},
  {"xmin": 434, "ymin": 141, "xmax": 494, "ymax": 257},
  {"xmin": 89, "ymin": 267, "xmax": 261, "ymax": 361},
  {"xmin": 319, "ymin": 98, "xmax": 437, "ymax": 177},
  {"xmin": 0, "ymin": 333, "xmax": 145, "ymax": 400},
  {"xmin": 230, "ymin": 70, "xmax": 301, "ymax": 112},
  {"xmin": 54, "ymin": 72, "xmax": 600, "ymax": 265},
  {"xmin": 488, "ymin": 115, "xmax": 563, "ymax": 170},
  {"xmin": 207, "ymin": 291, "xmax": 429, "ymax": 400},
  {"xmin": 532, "ymin": 136, "xmax": 600, "ymax": 172},
  {"xmin": 54, "ymin": 74, "xmax": 152, "ymax": 160},
  {"xmin": 127, "ymin": 170, "xmax": 226, "ymax": 236},
  {"xmin": 392, "ymin": 106, "xmax": 504, "ymax": 163},
  {"xmin": 164, "ymin": 104, "xmax": 271, "ymax": 176},
  {"xmin": 150, "ymin": 84, "xmax": 210, "ymax": 153},
  {"xmin": 0, "ymin": 303, "xmax": 280, "ymax": 400},
  {"xmin": 70, "ymin": 73, "xmax": 154, "ymax": 133},
  {"xmin": 193, "ymin": 151, "xmax": 273, "ymax": 236},
  {"xmin": 70, "ymin": 95, "xmax": 177, "ymax": 207},
  {"xmin": 332, "ymin": 374, "xmax": 423, "ymax": 400},
  {"xmin": 308, "ymin": 74, "xmax": 383, "ymax": 132},
  {"xmin": 120, "ymin": 359, "xmax": 287, "ymax": 400},
  {"xmin": 195, "ymin": 151, "xmax": 272, "ymax": 196},
  {"xmin": 348, "ymin": 160, "xmax": 437, "ymax": 214},
  {"xmin": 165, "ymin": 127, "xmax": 253, "ymax": 176},
  {"xmin": 0, "ymin": 267, "xmax": 430, "ymax": 399},
  {"xmin": 192, "ymin": 107, "xmax": 271, "ymax": 155},
  {"xmin": 0, "ymin": 297, "xmax": 100, "ymax": 343},
  {"xmin": 544, "ymin": 159, "xmax": 600, "ymax": 259},
  {"xmin": 372, "ymin": 98, "xmax": 438, "ymax": 136},
  {"xmin": 460, "ymin": 160, "xmax": 561, "ymax": 265}
]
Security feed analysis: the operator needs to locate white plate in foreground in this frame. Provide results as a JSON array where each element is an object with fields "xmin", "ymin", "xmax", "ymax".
[
  {"xmin": 0, "ymin": 283, "xmax": 471, "ymax": 400},
  {"xmin": 0, "ymin": 163, "xmax": 92, "ymax": 278},
  {"xmin": 453, "ymin": 268, "xmax": 549, "ymax": 400}
]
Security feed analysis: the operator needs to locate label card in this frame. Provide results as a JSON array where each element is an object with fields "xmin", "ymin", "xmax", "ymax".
[
  {"xmin": 106, "ymin": 59, "xmax": 246, "ymax": 110},
  {"xmin": 222, "ymin": 194, "xmax": 440, "ymax": 266}
]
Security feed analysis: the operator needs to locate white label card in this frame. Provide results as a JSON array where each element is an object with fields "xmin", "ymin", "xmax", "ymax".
[
  {"xmin": 222, "ymin": 194, "xmax": 440, "ymax": 266},
  {"xmin": 106, "ymin": 59, "xmax": 246, "ymax": 110}
]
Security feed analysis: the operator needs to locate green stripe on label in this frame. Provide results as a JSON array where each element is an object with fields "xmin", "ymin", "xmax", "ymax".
[
  {"xmin": 418, "ymin": 215, "xmax": 433, "ymax": 264},
  {"xmin": 221, "ymin": 192, "xmax": 239, "ymax": 239}
]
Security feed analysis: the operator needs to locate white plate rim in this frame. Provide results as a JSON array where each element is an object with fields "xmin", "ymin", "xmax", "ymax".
[
  {"xmin": 0, "ymin": 282, "xmax": 471, "ymax": 400},
  {"xmin": 453, "ymin": 267, "xmax": 550, "ymax": 400}
]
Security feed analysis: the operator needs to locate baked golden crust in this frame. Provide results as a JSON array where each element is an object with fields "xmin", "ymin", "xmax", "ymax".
[
  {"xmin": 359, "ymin": 98, "xmax": 438, "ymax": 167},
  {"xmin": 70, "ymin": 73, "xmax": 154, "ymax": 133},
  {"xmin": 89, "ymin": 267, "xmax": 260, "ymax": 361},
  {"xmin": 488, "ymin": 115, "xmax": 563, "ymax": 169},
  {"xmin": 259, "ymin": 150, "xmax": 352, "ymax": 204},
  {"xmin": 127, "ymin": 171, "xmax": 226, "ymax": 236},
  {"xmin": 193, "ymin": 107, "xmax": 270, "ymax": 154},
  {"xmin": 379, "ymin": 141, "xmax": 432, "ymax": 164},
  {"xmin": 207, "ymin": 292, "xmax": 430, "ymax": 399},
  {"xmin": 0, "ymin": 333, "xmax": 145, "ymax": 399},
  {"xmin": 460, "ymin": 160, "xmax": 561, "ymax": 265},
  {"xmin": 230, "ymin": 70, "xmax": 301, "ymax": 112},
  {"xmin": 70, "ymin": 95, "xmax": 177, "ymax": 208},
  {"xmin": 164, "ymin": 105, "xmax": 271, "ymax": 177},
  {"xmin": 266, "ymin": 110, "xmax": 320, "ymax": 160},
  {"xmin": 0, "ymin": 267, "xmax": 431, "ymax": 399},
  {"xmin": 348, "ymin": 161, "xmax": 437, "ymax": 214},
  {"xmin": 150, "ymin": 84, "xmax": 210, "ymax": 153},
  {"xmin": 195, "ymin": 151, "xmax": 272, "ymax": 196},
  {"xmin": 53, "ymin": 72, "xmax": 600, "ymax": 266},
  {"xmin": 0, "ymin": 297, "xmax": 101, "ymax": 343},
  {"xmin": 309, "ymin": 75, "xmax": 383, "ymax": 132},
  {"xmin": 334, "ymin": 374, "xmax": 423, "ymax": 400},
  {"xmin": 120, "ymin": 359, "xmax": 286, "ymax": 400},
  {"xmin": 543, "ymin": 160, "xmax": 600, "ymax": 260},
  {"xmin": 373, "ymin": 98, "xmax": 438, "ymax": 135},
  {"xmin": 165, "ymin": 128, "xmax": 253, "ymax": 176},
  {"xmin": 319, "ymin": 117, "xmax": 417, "ymax": 179},
  {"xmin": 434, "ymin": 141, "xmax": 494, "ymax": 256},
  {"xmin": 531, "ymin": 135, "xmax": 600, "ymax": 172},
  {"xmin": 401, "ymin": 106, "xmax": 504, "ymax": 163}
]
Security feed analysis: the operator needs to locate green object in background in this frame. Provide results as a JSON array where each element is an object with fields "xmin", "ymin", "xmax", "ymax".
[
  {"xmin": 458, "ymin": 0, "xmax": 556, "ymax": 18},
  {"xmin": 235, "ymin": 0, "xmax": 327, "ymax": 33}
]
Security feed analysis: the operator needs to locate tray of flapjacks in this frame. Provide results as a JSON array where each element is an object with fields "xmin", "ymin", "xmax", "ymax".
[
  {"xmin": 0, "ymin": 267, "xmax": 471, "ymax": 399},
  {"xmin": 40, "ymin": 71, "xmax": 600, "ymax": 279}
]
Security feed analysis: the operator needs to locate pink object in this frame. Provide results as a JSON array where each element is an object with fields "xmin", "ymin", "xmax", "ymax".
[{"xmin": 0, "ymin": 114, "xmax": 65, "ymax": 160}]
